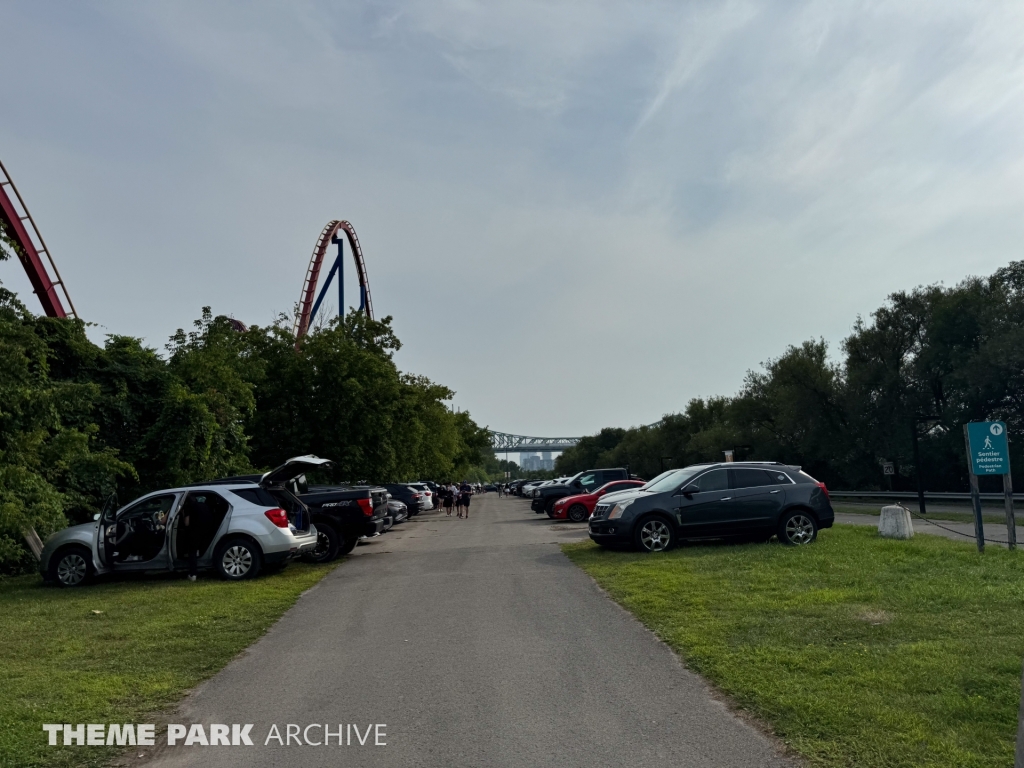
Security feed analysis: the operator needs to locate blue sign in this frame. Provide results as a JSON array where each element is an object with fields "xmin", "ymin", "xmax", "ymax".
[{"xmin": 966, "ymin": 421, "xmax": 1010, "ymax": 475}]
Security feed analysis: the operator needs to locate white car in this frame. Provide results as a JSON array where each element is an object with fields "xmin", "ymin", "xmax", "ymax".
[
  {"xmin": 39, "ymin": 456, "xmax": 325, "ymax": 587},
  {"xmin": 408, "ymin": 483, "xmax": 435, "ymax": 510}
]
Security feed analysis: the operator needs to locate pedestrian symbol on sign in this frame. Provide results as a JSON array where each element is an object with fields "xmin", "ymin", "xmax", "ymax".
[{"xmin": 984, "ymin": 436, "xmax": 993, "ymax": 449}]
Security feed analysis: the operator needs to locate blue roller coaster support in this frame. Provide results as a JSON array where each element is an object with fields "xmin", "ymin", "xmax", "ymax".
[{"xmin": 310, "ymin": 234, "xmax": 344, "ymax": 326}]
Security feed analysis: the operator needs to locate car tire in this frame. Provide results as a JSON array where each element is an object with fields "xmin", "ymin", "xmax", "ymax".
[
  {"xmin": 544, "ymin": 498, "xmax": 559, "ymax": 515},
  {"xmin": 778, "ymin": 511, "xmax": 818, "ymax": 546},
  {"xmin": 634, "ymin": 515, "xmax": 676, "ymax": 553},
  {"xmin": 567, "ymin": 504, "xmax": 589, "ymax": 523},
  {"xmin": 213, "ymin": 537, "xmax": 262, "ymax": 580},
  {"xmin": 49, "ymin": 546, "xmax": 94, "ymax": 588},
  {"xmin": 303, "ymin": 524, "xmax": 340, "ymax": 563},
  {"xmin": 339, "ymin": 533, "xmax": 359, "ymax": 556}
]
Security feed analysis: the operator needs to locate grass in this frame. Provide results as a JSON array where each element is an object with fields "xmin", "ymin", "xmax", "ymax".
[
  {"xmin": 833, "ymin": 503, "xmax": 1010, "ymax": 526},
  {"xmin": 563, "ymin": 526, "xmax": 1024, "ymax": 768},
  {"xmin": 0, "ymin": 562, "xmax": 338, "ymax": 768}
]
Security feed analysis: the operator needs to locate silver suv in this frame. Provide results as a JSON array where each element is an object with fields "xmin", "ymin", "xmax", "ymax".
[{"xmin": 39, "ymin": 456, "xmax": 328, "ymax": 587}]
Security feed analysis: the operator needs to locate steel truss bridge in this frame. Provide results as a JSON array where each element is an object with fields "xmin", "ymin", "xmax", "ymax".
[{"xmin": 488, "ymin": 431, "xmax": 582, "ymax": 454}]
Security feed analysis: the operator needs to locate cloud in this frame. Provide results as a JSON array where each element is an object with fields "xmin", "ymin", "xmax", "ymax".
[{"xmin": 0, "ymin": 0, "xmax": 1022, "ymax": 436}]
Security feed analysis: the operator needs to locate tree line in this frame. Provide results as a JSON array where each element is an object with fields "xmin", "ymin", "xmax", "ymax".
[
  {"xmin": 0, "ymin": 276, "xmax": 492, "ymax": 572},
  {"xmin": 557, "ymin": 262, "xmax": 1024, "ymax": 494}
]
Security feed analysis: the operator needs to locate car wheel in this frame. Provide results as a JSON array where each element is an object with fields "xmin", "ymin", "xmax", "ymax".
[
  {"xmin": 50, "ymin": 546, "xmax": 93, "ymax": 587},
  {"xmin": 214, "ymin": 537, "xmax": 262, "ymax": 580},
  {"xmin": 778, "ymin": 511, "xmax": 817, "ymax": 545},
  {"xmin": 303, "ymin": 524, "xmax": 340, "ymax": 563},
  {"xmin": 634, "ymin": 516, "xmax": 675, "ymax": 553},
  {"xmin": 544, "ymin": 498, "xmax": 559, "ymax": 515},
  {"xmin": 339, "ymin": 533, "xmax": 359, "ymax": 556},
  {"xmin": 567, "ymin": 504, "xmax": 589, "ymax": 523}
]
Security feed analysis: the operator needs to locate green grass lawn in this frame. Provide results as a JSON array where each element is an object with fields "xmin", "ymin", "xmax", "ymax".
[
  {"xmin": 564, "ymin": 526, "xmax": 1024, "ymax": 768},
  {"xmin": 0, "ymin": 562, "xmax": 338, "ymax": 768},
  {"xmin": 833, "ymin": 503, "xmax": 1010, "ymax": 526}
]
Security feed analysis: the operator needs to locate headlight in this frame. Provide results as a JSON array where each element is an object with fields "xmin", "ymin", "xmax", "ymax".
[
  {"xmin": 608, "ymin": 499, "xmax": 635, "ymax": 519},
  {"xmin": 554, "ymin": 498, "xmax": 566, "ymax": 507}
]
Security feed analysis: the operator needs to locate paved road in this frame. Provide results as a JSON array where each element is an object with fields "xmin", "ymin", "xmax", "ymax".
[
  {"xmin": 139, "ymin": 494, "xmax": 793, "ymax": 768},
  {"xmin": 835, "ymin": 511, "xmax": 1024, "ymax": 547}
]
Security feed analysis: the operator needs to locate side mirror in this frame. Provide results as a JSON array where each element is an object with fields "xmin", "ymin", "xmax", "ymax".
[
  {"xmin": 681, "ymin": 484, "xmax": 700, "ymax": 497},
  {"xmin": 93, "ymin": 513, "xmax": 101, "ymax": 521}
]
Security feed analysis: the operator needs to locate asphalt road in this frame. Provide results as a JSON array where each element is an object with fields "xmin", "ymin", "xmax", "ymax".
[{"xmin": 138, "ymin": 494, "xmax": 793, "ymax": 768}]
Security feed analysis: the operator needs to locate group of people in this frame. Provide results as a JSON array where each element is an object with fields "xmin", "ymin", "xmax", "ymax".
[{"xmin": 440, "ymin": 483, "xmax": 474, "ymax": 518}]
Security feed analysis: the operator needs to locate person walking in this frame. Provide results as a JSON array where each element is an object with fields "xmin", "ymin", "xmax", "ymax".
[
  {"xmin": 460, "ymin": 482, "xmax": 473, "ymax": 519},
  {"xmin": 444, "ymin": 485, "xmax": 454, "ymax": 516}
]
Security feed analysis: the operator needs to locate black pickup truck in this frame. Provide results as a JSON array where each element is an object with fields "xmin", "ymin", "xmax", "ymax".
[
  {"xmin": 530, "ymin": 468, "xmax": 630, "ymax": 514},
  {"xmin": 295, "ymin": 482, "xmax": 389, "ymax": 561},
  {"xmin": 220, "ymin": 455, "xmax": 389, "ymax": 563}
]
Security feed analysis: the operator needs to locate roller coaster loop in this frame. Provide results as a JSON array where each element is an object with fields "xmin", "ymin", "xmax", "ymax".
[
  {"xmin": 294, "ymin": 220, "xmax": 373, "ymax": 343},
  {"xmin": 0, "ymin": 160, "xmax": 76, "ymax": 319}
]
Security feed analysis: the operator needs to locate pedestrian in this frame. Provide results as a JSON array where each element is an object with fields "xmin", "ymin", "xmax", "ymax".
[
  {"xmin": 461, "ymin": 482, "xmax": 473, "ymax": 519},
  {"xmin": 444, "ymin": 485, "xmax": 454, "ymax": 516}
]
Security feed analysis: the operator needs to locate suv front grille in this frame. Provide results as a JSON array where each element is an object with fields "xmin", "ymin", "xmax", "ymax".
[{"xmin": 592, "ymin": 504, "xmax": 611, "ymax": 520}]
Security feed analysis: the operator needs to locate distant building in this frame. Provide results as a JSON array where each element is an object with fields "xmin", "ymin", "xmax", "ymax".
[{"xmin": 521, "ymin": 452, "xmax": 555, "ymax": 471}]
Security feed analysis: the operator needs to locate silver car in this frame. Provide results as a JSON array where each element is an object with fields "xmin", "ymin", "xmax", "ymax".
[{"xmin": 39, "ymin": 456, "xmax": 326, "ymax": 587}]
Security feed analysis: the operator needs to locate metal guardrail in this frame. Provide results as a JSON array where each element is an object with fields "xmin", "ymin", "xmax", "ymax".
[{"xmin": 831, "ymin": 490, "xmax": 1024, "ymax": 502}]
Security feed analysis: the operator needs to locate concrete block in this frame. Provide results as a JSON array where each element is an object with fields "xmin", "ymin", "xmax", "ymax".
[{"xmin": 878, "ymin": 505, "xmax": 914, "ymax": 539}]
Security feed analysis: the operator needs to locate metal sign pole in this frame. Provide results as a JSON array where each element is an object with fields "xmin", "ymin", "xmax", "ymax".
[
  {"xmin": 1005, "ymin": 470, "xmax": 1017, "ymax": 550},
  {"xmin": 964, "ymin": 424, "xmax": 985, "ymax": 553}
]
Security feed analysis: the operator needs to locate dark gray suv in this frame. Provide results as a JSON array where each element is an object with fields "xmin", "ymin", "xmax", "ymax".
[{"xmin": 588, "ymin": 462, "xmax": 834, "ymax": 552}]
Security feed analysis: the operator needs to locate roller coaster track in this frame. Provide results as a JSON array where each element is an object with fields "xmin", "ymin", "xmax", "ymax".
[
  {"xmin": 294, "ymin": 220, "xmax": 373, "ymax": 341},
  {"xmin": 0, "ymin": 160, "xmax": 76, "ymax": 318}
]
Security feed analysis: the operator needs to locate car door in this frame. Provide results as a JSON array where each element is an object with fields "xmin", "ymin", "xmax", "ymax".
[
  {"xmin": 173, "ymin": 491, "xmax": 232, "ymax": 567},
  {"xmin": 727, "ymin": 468, "xmax": 784, "ymax": 533},
  {"xmin": 106, "ymin": 493, "xmax": 179, "ymax": 571},
  {"xmin": 674, "ymin": 468, "xmax": 734, "ymax": 537}
]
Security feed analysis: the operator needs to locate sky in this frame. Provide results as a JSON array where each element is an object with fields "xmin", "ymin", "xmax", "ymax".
[{"xmin": 2, "ymin": 1, "xmax": 1023, "ymax": 439}]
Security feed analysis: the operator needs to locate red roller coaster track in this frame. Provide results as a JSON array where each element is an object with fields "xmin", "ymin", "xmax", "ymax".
[
  {"xmin": 293, "ymin": 219, "xmax": 374, "ymax": 341},
  {"xmin": 0, "ymin": 160, "xmax": 76, "ymax": 319}
]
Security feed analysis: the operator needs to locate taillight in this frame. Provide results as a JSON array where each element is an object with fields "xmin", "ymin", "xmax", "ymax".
[
  {"xmin": 264, "ymin": 508, "xmax": 289, "ymax": 528},
  {"xmin": 356, "ymin": 498, "xmax": 374, "ymax": 517},
  {"xmin": 817, "ymin": 482, "xmax": 830, "ymax": 499}
]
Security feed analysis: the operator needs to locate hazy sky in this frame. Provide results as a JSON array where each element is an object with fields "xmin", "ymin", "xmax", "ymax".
[{"xmin": 2, "ymin": 1, "xmax": 1023, "ymax": 438}]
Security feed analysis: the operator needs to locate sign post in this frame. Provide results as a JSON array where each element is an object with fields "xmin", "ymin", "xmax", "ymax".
[{"xmin": 964, "ymin": 421, "xmax": 1015, "ymax": 552}]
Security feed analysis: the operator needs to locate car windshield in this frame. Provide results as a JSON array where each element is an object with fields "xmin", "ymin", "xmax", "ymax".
[{"xmin": 641, "ymin": 466, "xmax": 708, "ymax": 494}]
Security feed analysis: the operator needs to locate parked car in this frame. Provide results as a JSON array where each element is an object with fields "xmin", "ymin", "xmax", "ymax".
[
  {"xmin": 588, "ymin": 462, "xmax": 834, "ymax": 552},
  {"xmin": 40, "ymin": 456, "xmax": 324, "ymax": 587},
  {"xmin": 215, "ymin": 459, "xmax": 389, "ymax": 564},
  {"xmin": 384, "ymin": 484, "xmax": 428, "ymax": 515},
  {"xmin": 296, "ymin": 483, "xmax": 389, "ymax": 561},
  {"xmin": 531, "ymin": 468, "xmax": 631, "ymax": 514},
  {"xmin": 408, "ymin": 483, "xmax": 435, "ymax": 510},
  {"xmin": 387, "ymin": 499, "xmax": 409, "ymax": 525},
  {"xmin": 520, "ymin": 480, "xmax": 548, "ymax": 498},
  {"xmin": 549, "ymin": 479, "xmax": 646, "ymax": 522}
]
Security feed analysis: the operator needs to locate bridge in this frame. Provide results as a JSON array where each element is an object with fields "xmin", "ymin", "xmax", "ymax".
[{"xmin": 488, "ymin": 431, "xmax": 582, "ymax": 454}]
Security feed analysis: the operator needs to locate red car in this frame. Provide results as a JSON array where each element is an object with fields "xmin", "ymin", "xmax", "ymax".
[{"xmin": 549, "ymin": 479, "xmax": 646, "ymax": 522}]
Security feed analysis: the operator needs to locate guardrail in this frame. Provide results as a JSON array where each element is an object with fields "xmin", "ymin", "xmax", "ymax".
[{"xmin": 830, "ymin": 491, "xmax": 1024, "ymax": 502}]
